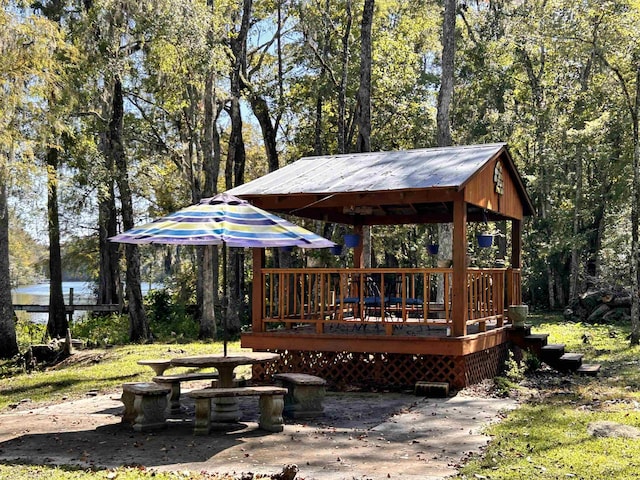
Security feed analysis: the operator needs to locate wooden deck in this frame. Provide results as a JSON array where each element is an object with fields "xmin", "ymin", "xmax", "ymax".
[{"xmin": 242, "ymin": 320, "xmax": 509, "ymax": 357}]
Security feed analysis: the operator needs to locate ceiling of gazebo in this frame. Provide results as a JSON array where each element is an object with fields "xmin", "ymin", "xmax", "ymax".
[{"xmin": 227, "ymin": 143, "xmax": 534, "ymax": 226}]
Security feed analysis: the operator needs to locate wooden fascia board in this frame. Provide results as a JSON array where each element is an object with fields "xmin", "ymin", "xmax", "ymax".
[{"xmin": 241, "ymin": 189, "xmax": 460, "ymax": 213}]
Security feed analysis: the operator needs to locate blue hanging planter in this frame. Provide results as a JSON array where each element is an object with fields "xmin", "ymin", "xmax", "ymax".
[
  {"xmin": 330, "ymin": 245, "xmax": 343, "ymax": 255},
  {"xmin": 427, "ymin": 244, "xmax": 439, "ymax": 255},
  {"xmin": 344, "ymin": 234, "xmax": 360, "ymax": 248},
  {"xmin": 477, "ymin": 234, "xmax": 493, "ymax": 248}
]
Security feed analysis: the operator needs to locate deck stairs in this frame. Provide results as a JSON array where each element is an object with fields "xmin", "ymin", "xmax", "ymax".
[{"xmin": 507, "ymin": 326, "xmax": 601, "ymax": 376}]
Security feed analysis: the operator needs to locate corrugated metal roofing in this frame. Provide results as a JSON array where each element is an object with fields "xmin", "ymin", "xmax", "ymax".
[{"xmin": 228, "ymin": 143, "xmax": 507, "ymax": 196}]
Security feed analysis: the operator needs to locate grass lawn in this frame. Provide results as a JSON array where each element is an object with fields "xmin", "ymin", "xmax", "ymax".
[
  {"xmin": 2, "ymin": 315, "xmax": 640, "ymax": 479},
  {"xmin": 455, "ymin": 313, "xmax": 640, "ymax": 479}
]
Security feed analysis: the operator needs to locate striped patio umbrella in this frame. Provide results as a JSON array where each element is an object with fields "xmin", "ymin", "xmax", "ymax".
[
  {"xmin": 109, "ymin": 192, "xmax": 335, "ymax": 249},
  {"xmin": 110, "ymin": 192, "xmax": 334, "ymax": 355}
]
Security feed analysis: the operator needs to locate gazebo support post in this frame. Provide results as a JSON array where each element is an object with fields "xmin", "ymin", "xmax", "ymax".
[
  {"xmin": 451, "ymin": 196, "xmax": 468, "ymax": 337},
  {"xmin": 511, "ymin": 219, "xmax": 522, "ymax": 269},
  {"xmin": 252, "ymin": 248, "xmax": 265, "ymax": 333},
  {"xmin": 507, "ymin": 219, "xmax": 523, "ymax": 306},
  {"xmin": 353, "ymin": 224, "xmax": 364, "ymax": 268}
]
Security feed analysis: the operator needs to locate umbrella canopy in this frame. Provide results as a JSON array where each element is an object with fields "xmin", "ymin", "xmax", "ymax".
[{"xmin": 109, "ymin": 192, "xmax": 335, "ymax": 248}]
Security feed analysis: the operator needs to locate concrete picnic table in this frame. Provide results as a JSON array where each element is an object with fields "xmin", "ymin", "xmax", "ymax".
[{"xmin": 169, "ymin": 352, "xmax": 281, "ymax": 422}]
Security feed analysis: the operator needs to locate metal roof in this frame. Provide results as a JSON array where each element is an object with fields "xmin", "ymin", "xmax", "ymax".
[{"xmin": 228, "ymin": 143, "xmax": 507, "ymax": 196}]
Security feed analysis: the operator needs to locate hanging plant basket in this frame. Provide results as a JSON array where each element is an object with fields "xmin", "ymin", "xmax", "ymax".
[
  {"xmin": 330, "ymin": 245, "xmax": 343, "ymax": 255},
  {"xmin": 344, "ymin": 234, "xmax": 360, "ymax": 248},
  {"xmin": 427, "ymin": 244, "xmax": 439, "ymax": 255},
  {"xmin": 477, "ymin": 234, "xmax": 493, "ymax": 248}
]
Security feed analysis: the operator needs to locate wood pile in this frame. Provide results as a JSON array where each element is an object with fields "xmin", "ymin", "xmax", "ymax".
[{"xmin": 564, "ymin": 289, "xmax": 631, "ymax": 323}]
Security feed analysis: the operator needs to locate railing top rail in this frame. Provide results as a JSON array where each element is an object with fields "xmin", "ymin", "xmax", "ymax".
[{"xmin": 260, "ymin": 267, "xmax": 511, "ymax": 274}]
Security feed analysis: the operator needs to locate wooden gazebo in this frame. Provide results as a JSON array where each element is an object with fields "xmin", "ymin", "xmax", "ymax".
[{"xmin": 227, "ymin": 143, "xmax": 534, "ymax": 389}]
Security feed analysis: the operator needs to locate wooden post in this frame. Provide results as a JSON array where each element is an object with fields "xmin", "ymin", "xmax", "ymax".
[
  {"xmin": 252, "ymin": 248, "xmax": 265, "ymax": 333},
  {"xmin": 352, "ymin": 224, "xmax": 364, "ymax": 268},
  {"xmin": 511, "ymin": 219, "xmax": 522, "ymax": 269},
  {"xmin": 511, "ymin": 219, "xmax": 522, "ymax": 305},
  {"xmin": 451, "ymin": 196, "xmax": 467, "ymax": 337},
  {"xmin": 67, "ymin": 287, "xmax": 74, "ymax": 325}
]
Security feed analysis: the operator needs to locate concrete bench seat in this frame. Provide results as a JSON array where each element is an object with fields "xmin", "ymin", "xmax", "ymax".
[
  {"xmin": 153, "ymin": 372, "xmax": 220, "ymax": 413},
  {"xmin": 273, "ymin": 373, "xmax": 326, "ymax": 419},
  {"xmin": 187, "ymin": 386, "xmax": 287, "ymax": 435},
  {"xmin": 121, "ymin": 382, "xmax": 171, "ymax": 432}
]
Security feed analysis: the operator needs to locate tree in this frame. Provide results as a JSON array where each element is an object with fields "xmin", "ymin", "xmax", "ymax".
[
  {"xmin": 0, "ymin": 3, "xmax": 66, "ymax": 357},
  {"xmin": 356, "ymin": 0, "xmax": 374, "ymax": 267},
  {"xmin": 587, "ymin": 1, "xmax": 640, "ymax": 344},
  {"xmin": 436, "ymin": 0, "xmax": 456, "ymax": 287}
]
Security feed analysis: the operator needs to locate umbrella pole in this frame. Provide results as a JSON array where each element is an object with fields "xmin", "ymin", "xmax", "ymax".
[{"xmin": 223, "ymin": 243, "xmax": 228, "ymax": 356}]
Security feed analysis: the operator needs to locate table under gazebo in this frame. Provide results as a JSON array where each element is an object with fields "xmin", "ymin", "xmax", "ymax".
[{"xmin": 227, "ymin": 143, "xmax": 534, "ymax": 390}]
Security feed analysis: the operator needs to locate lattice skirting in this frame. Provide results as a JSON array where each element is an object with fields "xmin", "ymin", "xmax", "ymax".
[{"xmin": 253, "ymin": 343, "xmax": 510, "ymax": 391}]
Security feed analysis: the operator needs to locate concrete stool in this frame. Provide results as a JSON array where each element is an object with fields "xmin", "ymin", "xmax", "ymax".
[
  {"xmin": 137, "ymin": 359, "xmax": 172, "ymax": 376},
  {"xmin": 273, "ymin": 373, "xmax": 326, "ymax": 419},
  {"xmin": 121, "ymin": 382, "xmax": 170, "ymax": 432}
]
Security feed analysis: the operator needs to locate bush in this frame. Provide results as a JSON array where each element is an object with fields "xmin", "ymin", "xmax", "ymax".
[
  {"xmin": 145, "ymin": 289, "xmax": 199, "ymax": 341},
  {"xmin": 15, "ymin": 317, "xmax": 47, "ymax": 350},
  {"xmin": 72, "ymin": 313, "xmax": 130, "ymax": 347}
]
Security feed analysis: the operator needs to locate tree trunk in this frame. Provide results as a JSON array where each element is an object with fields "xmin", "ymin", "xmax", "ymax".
[
  {"xmin": 569, "ymin": 144, "xmax": 583, "ymax": 301},
  {"xmin": 0, "ymin": 154, "xmax": 18, "ymax": 359},
  {"xmin": 338, "ymin": 0, "xmax": 352, "ymax": 154},
  {"xmin": 110, "ymin": 76, "xmax": 149, "ymax": 342},
  {"xmin": 630, "ymin": 63, "xmax": 640, "ymax": 345},
  {"xmin": 437, "ymin": 0, "xmax": 456, "ymax": 147},
  {"xmin": 46, "ymin": 146, "xmax": 68, "ymax": 339},
  {"xmin": 250, "ymin": 95, "xmax": 279, "ymax": 172},
  {"xmin": 355, "ymin": 0, "xmax": 373, "ymax": 153},
  {"xmin": 98, "ymin": 85, "xmax": 120, "ymax": 307},
  {"xmin": 436, "ymin": 0, "xmax": 456, "ymax": 302},
  {"xmin": 224, "ymin": 0, "xmax": 253, "ymax": 334},
  {"xmin": 97, "ymin": 182, "xmax": 119, "ymax": 306},
  {"xmin": 356, "ymin": 0, "xmax": 374, "ymax": 267},
  {"xmin": 197, "ymin": 71, "xmax": 222, "ymax": 339}
]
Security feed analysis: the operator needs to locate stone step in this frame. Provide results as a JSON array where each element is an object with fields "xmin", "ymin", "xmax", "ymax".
[
  {"xmin": 522, "ymin": 333, "xmax": 549, "ymax": 354},
  {"xmin": 577, "ymin": 363, "xmax": 601, "ymax": 376},
  {"xmin": 557, "ymin": 352, "xmax": 583, "ymax": 371},
  {"xmin": 540, "ymin": 344, "xmax": 565, "ymax": 362}
]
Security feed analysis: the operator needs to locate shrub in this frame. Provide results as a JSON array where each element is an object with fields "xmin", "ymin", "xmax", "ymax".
[
  {"xmin": 72, "ymin": 313, "xmax": 130, "ymax": 346},
  {"xmin": 145, "ymin": 289, "xmax": 199, "ymax": 341},
  {"xmin": 15, "ymin": 317, "xmax": 47, "ymax": 350}
]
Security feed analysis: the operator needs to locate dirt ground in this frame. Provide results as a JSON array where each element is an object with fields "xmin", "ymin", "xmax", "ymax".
[{"xmin": 0, "ymin": 383, "xmax": 517, "ymax": 480}]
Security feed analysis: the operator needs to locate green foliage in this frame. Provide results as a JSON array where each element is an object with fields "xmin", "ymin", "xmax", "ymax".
[
  {"xmin": 504, "ymin": 349, "xmax": 526, "ymax": 383},
  {"xmin": 72, "ymin": 313, "xmax": 130, "ymax": 347},
  {"xmin": 15, "ymin": 318, "xmax": 47, "ymax": 351},
  {"xmin": 144, "ymin": 289, "xmax": 199, "ymax": 341}
]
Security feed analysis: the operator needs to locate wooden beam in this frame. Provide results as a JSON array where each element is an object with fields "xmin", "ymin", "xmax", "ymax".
[
  {"xmin": 240, "ymin": 189, "xmax": 460, "ymax": 212},
  {"xmin": 451, "ymin": 196, "xmax": 468, "ymax": 337},
  {"xmin": 240, "ymin": 328, "xmax": 509, "ymax": 356}
]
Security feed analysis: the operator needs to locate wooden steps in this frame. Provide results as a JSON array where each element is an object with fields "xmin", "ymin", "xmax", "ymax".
[{"xmin": 507, "ymin": 326, "xmax": 601, "ymax": 377}]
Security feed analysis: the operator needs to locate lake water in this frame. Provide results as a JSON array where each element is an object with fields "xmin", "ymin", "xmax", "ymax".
[{"xmin": 12, "ymin": 281, "xmax": 158, "ymax": 324}]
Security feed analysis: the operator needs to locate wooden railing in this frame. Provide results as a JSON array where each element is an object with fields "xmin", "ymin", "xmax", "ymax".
[{"xmin": 257, "ymin": 267, "xmax": 514, "ymax": 336}]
